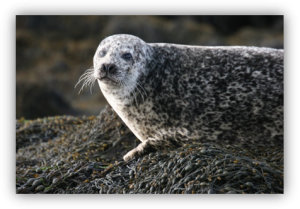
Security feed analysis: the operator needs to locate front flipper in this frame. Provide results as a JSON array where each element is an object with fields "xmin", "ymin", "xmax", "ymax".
[{"xmin": 123, "ymin": 137, "xmax": 183, "ymax": 162}]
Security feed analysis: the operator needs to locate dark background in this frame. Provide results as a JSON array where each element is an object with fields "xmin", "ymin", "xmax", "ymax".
[{"xmin": 16, "ymin": 15, "xmax": 283, "ymax": 119}]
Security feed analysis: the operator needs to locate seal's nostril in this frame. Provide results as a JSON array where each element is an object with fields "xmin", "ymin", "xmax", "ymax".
[
  {"xmin": 100, "ymin": 64, "xmax": 106, "ymax": 74},
  {"xmin": 108, "ymin": 64, "xmax": 117, "ymax": 74},
  {"xmin": 102, "ymin": 63, "xmax": 117, "ymax": 74}
]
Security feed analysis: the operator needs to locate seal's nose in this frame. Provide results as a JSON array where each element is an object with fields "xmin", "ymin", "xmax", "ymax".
[{"xmin": 101, "ymin": 63, "xmax": 117, "ymax": 74}]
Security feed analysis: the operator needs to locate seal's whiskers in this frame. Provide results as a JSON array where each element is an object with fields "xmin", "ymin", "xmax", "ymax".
[
  {"xmin": 123, "ymin": 77, "xmax": 147, "ymax": 104},
  {"xmin": 122, "ymin": 78, "xmax": 138, "ymax": 106},
  {"xmin": 136, "ymin": 81, "xmax": 147, "ymax": 97},
  {"xmin": 75, "ymin": 67, "xmax": 96, "ymax": 94}
]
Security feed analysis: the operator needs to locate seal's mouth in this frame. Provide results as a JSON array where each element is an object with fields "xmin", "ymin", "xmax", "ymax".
[{"xmin": 99, "ymin": 76, "xmax": 118, "ymax": 85}]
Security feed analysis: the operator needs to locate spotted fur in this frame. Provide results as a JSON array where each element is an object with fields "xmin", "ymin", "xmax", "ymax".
[{"xmin": 91, "ymin": 34, "xmax": 283, "ymax": 162}]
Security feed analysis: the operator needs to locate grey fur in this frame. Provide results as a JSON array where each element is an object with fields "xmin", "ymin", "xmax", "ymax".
[{"xmin": 84, "ymin": 34, "xmax": 283, "ymax": 162}]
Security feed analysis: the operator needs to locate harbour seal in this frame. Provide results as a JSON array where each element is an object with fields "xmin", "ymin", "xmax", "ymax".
[{"xmin": 76, "ymin": 34, "xmax": 284, "ymax": 162}]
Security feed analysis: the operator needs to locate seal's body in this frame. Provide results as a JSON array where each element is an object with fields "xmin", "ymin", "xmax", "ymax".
[{"xmin": 85, "ymin": 34, "xmax": 283, "ymax": 162}]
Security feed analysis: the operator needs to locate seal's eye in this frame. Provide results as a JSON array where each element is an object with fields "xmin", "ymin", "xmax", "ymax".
[
  {"xmin": 122, "ymin": 53, "xmax": 132, "ymax": 61},
  {"xmin": 99, "ymin": 50, "xmax": 106, "ymax": 57}
]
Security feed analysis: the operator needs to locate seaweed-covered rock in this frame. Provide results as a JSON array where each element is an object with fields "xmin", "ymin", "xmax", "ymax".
[{"xmin": 16, "ymin": 106, "xmax": 283, "ymax": 194}]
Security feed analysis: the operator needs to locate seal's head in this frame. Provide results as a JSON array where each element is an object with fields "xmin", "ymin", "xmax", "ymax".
[{"xmin": 93, "ymin": 34, "xmax": 150, "ymax": 91}]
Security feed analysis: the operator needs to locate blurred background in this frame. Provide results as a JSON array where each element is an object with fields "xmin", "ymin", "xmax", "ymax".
[{"xmin": 16, "ymin": 15, "xmax": 283, "ymax": 119}]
